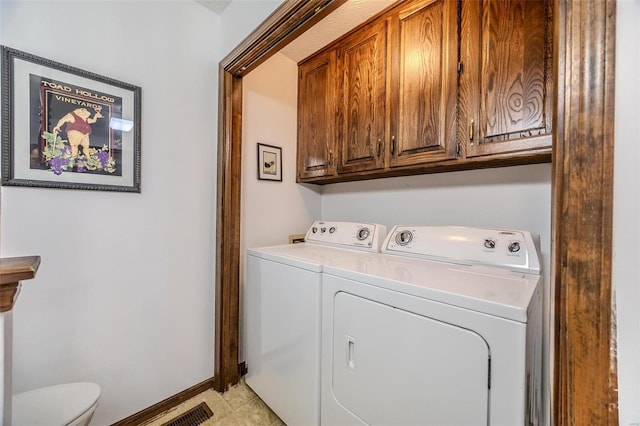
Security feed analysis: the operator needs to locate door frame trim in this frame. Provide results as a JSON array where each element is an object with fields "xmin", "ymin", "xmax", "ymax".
[{"xmin": 214, "ymin": 1, "xmax": 619, "ymax": 424}]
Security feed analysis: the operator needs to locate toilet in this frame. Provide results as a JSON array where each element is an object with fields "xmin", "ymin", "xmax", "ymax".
[
  {"xmin": 12, "ymin": 382, "xmax": 101, "ymax": 426},
  {"xmin": 0, "ymin": 256, "xmax": 102, "ymax": 425}
]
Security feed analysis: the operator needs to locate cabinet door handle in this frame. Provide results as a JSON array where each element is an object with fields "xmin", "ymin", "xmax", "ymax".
[
  {"xmin": 469, "ymin": 120, "xmax": 475, "ymax": 145},
  {"xmin": 377, "ymin": 139, "xmax": 382, "ymax": 157},
  {"xmin": 328, "ymin": 150, "xmax": 333, "ymax": 165},
  {"xmin": 391, "ymin": 136, "xmax": 396, "ymax": 154}
]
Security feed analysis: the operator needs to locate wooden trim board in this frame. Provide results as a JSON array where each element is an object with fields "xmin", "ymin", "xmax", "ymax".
[
  {"xmin": 552, "ymin": 0, "xmax": 618, "ymax": 423},
  {"xmin": 213, "ymin": 0, "xmax": 348, "ymax": 392},
  {"xmin": 112, "ymin": 378, "xmax": 215, "ymax": 426}
]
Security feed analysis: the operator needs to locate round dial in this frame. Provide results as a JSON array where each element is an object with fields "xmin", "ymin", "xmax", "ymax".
[
  {"xmin": 320, "ymin": 227, "xmax": 327, "ymax": 233},
  {"xmin": 329, "ymin": 226, "xmax": 336, "ymax": 234},
  {"xmin": 395, "ymin": 230, "xmax": 413, "ymax": 245},
  {"xmin": 484, "ymin": 239, "xmax": 496, "ymax": 249},
  {"xmin": 508, "ymin": 241, "xmax": 521, "ymax": 253},
  {"xmin": 312, "ymin": 227, "xmax": 318, "ymax": 234},
  {"xmin": 356, "ymin": 227, "xmax": 370, "ymax": 241}
]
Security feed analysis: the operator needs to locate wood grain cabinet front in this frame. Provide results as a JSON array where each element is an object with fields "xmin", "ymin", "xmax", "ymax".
[
  {"xmin": 296, "ymin": 0, "xmax": 553, "ymax": 184},
  {"xmin": 297, "ymin": 49, "xmax": 338, "ymax": 180},
  {"xmin": 335, "ymin": 19, "xmax": 388, "ymax": 175},
  {"xmin": 388, "ymin": 0, "xmax": 458, "ymax": 168},
  {"xmin": 459, "ymin": 0, "xmax": 553, "ymax": 157}
]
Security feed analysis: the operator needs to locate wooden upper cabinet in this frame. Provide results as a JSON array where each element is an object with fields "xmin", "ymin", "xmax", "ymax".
[
  {"xmin": 388, "ymin": 0, "xmax": 458, "ymax": 167},
  {"xmin": 459, "ymin": 0, "xmax": 553, "ymax": 157},
  {"xmin": 296, "ymin": 0, "xmax": 554, "ymax": 184},
  {"xmin": 336, "ymin": 19, "xmax": 387, "ymax": 174},
  {"xmin": 297, "ymin": 49, "xmax": 337, "ymax": 179}
]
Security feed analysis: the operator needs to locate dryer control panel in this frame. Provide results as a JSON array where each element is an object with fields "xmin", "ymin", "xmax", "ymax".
[
  {"xmin": 382, "ymin": 226, "xmax": 541, "ymax": 274},
  {"xmin": 305, "ymin": 221, "xmax": 387, "ymax": 252}
]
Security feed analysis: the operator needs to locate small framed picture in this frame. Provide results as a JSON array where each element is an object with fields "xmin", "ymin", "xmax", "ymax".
[{"xmin": 257, "ymin": 143, "xmax": 282, "ymax": 182}]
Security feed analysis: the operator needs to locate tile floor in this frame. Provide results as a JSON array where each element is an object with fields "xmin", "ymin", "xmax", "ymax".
[{"xmin": 140, "ymin": 380, "xmax": 285, "ymax": 426}]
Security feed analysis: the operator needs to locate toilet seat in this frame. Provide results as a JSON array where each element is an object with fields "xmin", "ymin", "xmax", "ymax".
[{"xmin": 12, "ymin": 382, "xmax": 101, "ymax": 426}]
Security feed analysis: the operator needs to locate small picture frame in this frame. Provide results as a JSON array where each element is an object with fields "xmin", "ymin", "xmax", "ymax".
[
  {"xmin": 1, "ymin": 46, "xmax": 141, "ymax": 192},
  {"xmin": 257, "ymin": 143, "xmax": 282, "ymax": 182}
]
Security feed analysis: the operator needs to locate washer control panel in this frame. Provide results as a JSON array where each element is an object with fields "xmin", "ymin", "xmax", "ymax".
[
  {"xmin": 305, "ymin": 221, "xmax": 387, "ymax": 252},
  {"xmin": 382, "ymin": 225, "xmax": 541, "ymax": 274}
]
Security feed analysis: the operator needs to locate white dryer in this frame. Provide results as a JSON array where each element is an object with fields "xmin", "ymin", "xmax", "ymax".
[
  {"xmin": 245, "ymin": 221, "xmax": 387, "ymax": 426},
  {"xmin": 321, "ymin": 225, "xmax": 543, "ymax": 426}
]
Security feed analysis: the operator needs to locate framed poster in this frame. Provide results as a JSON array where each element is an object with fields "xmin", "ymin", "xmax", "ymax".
[
  {"xmin": 257, "ymin": 143, "xmax": 282, "ymax": 182},
  {"xmin": 1, "ymin": 46, "xmax": 141, "ymax": 192}
]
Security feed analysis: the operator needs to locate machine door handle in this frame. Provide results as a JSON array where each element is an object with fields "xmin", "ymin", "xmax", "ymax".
[{"xmin": 346, "ymin": 335, "xmax": 356, "ymax": 371}]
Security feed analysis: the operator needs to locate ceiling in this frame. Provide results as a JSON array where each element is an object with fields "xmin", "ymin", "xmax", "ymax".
[
  {"xmin": 196, "ymin": 0, "xmax": 232, "ymax": 15},
  {"xmin": 279, "ymin": 0, "xmax": 398, "ymax": 62},
  {"xmin": 194, "ymin": 0, "xmax": 397, "ymax": 63}
]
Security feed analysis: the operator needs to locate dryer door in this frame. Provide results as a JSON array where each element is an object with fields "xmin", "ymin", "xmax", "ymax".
[{"xmin": 331, "ymin": 292, "xmax": 490, "ymax": 426}]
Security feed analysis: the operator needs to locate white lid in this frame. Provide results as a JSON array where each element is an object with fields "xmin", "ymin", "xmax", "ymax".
[
  {"xmin": 248, "ymin": 242, "xmax": 381, "ymax": 272},
  {"xmin": 13, "ymin": 382, "xmax": 101, "ymax": 426},
  {"xmin": 323, "ymin": 253, "xmax": 542, "ymax": 322}
]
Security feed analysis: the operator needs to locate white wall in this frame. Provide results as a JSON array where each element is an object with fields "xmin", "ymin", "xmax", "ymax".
[
  {"xmin": 241, "ymin": 53, "xmax": 321, "ymax": 249},
  {"xmin": 614, "ymin": 1, "xmax": 640, "ymax": 425},
  {"xmin": 219, "ymin": 0, "xmax": 283, "ymax": 58},
  {"xmin": 0, "ymin": 2, "xmax": 221, "ymax": 424},
  {"xmin": 240, "ymin": 52, "xmax": 322, "ymax": 358}
]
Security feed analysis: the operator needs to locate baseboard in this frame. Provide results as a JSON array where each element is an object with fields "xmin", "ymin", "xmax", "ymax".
[{"xmin": 112, "ymin": 377, "xmax": 215, "ymax": 426}]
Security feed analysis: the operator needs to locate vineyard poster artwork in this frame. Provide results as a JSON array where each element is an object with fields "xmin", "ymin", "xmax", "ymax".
[
  {"xmin": 33, "ymin": 77, "xmax": 119, "ymax": 177},
  {"xmin": 1, "ymin": 46, "xmax": 141, "ymax": 192}
]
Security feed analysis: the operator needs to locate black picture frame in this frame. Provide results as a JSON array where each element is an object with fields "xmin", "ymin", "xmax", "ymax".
[
  {"xmin": 257, "ymin": 143, "xmax": 282, "ymax": 182},
  {"xmin": 1, "ymin": 46, "xmax": 142, "ymax": 192}
]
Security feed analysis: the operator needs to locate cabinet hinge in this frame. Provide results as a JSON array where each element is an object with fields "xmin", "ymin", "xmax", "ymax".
[{"xmin": 457, "ymin": 62, "xmax": 463, "ymax": 74}]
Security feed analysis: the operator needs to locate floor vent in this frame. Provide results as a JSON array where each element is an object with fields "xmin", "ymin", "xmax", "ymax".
[{"xmin": 160, "ymin": 402, "xmax": 213, "ymax": 426}]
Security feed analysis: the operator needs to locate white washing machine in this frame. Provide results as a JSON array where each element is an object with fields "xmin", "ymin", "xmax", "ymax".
[
  {"xmin": 245, "ymin": 221, "xmax": 387, "ymax": 426},
  {"xmin": 321, "ymin": 225, "xmax": 543, "ymax": 426}
]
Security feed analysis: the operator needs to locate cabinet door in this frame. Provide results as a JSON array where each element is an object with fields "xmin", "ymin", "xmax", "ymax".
[
  {"xmin": 297, "ymin": 49, "xmax": 337, "ymax": 180},
  {"xmin": 336, "ymin": 19, "xmax": 387, "ymax": 174},
  {"xmin": 388, "ymin": 0, "xmax": 458, "ymax": 167},
  {"xmin": 460, "ymin": 0, "xmax": 553, "ymax": 157}
]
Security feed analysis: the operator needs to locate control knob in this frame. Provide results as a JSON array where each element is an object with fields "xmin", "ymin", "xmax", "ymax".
[
  {"xmin": 320, "ymin": 227, "xmax": 327, "ymax": 233},
  {"xmin": 356, "ymin": 227, "xmax": 370, "ymax": 241},
  {"xmin": 484, "ymin": 239, "xmax": 496, "ymax": 249},
  {"xmin": 312, "ymin": 227, "xmax": 318, "ymax": 234},
  {"xmin": 395, "ymin": 230, "xmax": 413, "ymax": 246},
  {"xmin": 329, "ymin": 226, "xmax": 336, "ymax": 234},
  {"xmin": 508, "ymin": 241, "xmax": 521, "ymax": 253}
]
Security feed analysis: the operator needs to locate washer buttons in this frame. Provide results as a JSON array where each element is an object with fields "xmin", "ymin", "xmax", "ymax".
[
  {"xmin": 395, "ymin": 230, "xmax": 413, "ymax": 245},
  {"xmin": 356, "ymin": 227, "xmax": 370, "ymax": 241},
  {"xmin": 508, "ymin": 241, "xmax": 521, "ymax": 253}
]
